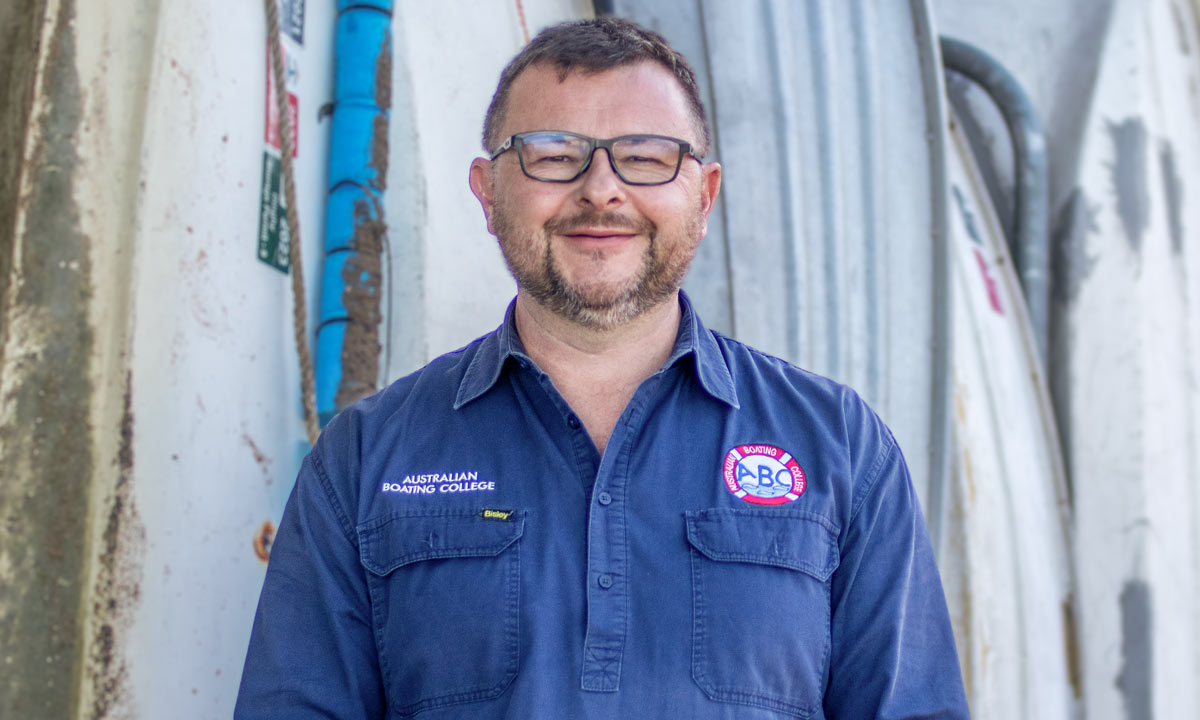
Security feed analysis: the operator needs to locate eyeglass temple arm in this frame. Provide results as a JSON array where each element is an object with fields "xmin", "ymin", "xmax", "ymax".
[{"xmin": 488, "ymin": 136, "xmax": 514, "ymax": 160}]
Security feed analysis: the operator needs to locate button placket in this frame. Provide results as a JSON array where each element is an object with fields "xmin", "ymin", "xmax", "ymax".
[
  {"xmin": 581, "ymin": 380, "xmax": 660, "ymax": 693},
  {"xmin": 581, "ymin": 449, "xmax": 626, "ymax": 691}
]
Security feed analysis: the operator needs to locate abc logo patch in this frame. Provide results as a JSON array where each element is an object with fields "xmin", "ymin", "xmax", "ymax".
[{"xmin": 722, "ymin": 444, "xmax": 806, "ymax": 505}]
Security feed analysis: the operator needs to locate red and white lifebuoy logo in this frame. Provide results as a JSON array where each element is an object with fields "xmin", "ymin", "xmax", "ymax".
[{"xmin": 723, "ymin": 444, "xmax": 806, "ymax": 505}]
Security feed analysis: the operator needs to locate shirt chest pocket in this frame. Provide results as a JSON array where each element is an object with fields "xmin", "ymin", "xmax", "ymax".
[
  {"xmin": 685, "ymin": 508, "xmax": 840, "ymax": 718},
  {"xmin": 358, "ymin": 510, "xmax": 524, "ymax": 717}
]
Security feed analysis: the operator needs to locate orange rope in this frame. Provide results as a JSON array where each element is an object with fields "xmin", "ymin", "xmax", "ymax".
[{"xmin": 265, "ymin": 0, "xmax": 320, "ymax": 448}]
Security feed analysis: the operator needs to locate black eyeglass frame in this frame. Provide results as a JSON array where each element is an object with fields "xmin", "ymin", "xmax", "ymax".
[{"xmin": 489, "ymin": 130, "xmax": 705, "ymax": 186}]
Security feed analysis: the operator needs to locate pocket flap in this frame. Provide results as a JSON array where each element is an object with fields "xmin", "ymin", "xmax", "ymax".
[
  {"xmin": 685, "ymin": 508, "xmax": 839, "ymax": 581},
  {"xmin": 358, "ymin": 510, "xmax": 525, "ymax": 576}
]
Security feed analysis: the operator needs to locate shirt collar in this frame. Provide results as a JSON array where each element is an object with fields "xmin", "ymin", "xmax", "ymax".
[{"xmin": 454, "ymin": 292, "xmax": 739, "ymax": 410}]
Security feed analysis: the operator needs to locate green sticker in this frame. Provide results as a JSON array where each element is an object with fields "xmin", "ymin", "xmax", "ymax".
[{"xmin": 256, "ymin": 150, "xmax": 290, "ymax": 273}]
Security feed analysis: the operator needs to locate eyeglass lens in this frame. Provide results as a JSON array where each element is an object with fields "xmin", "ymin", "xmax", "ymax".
[{"xmin": 519, "ymin": 133, "xmax": 683, "ymax": 184}]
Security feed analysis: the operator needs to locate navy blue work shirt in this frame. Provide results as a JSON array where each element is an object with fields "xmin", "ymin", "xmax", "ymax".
[{"xmin": 236, "ymin": 293, "xmax": 968, "ymax": 719}]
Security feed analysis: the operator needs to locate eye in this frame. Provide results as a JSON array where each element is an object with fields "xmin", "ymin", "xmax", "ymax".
[
  {"xmin": 625, "ymin": 155, "xmax": 669, "ymax": 165},
  {"xmin": 614, "ymin": 137, "xmax": 678, "ymax": 167},
  {"xmin": 524, "ymin": 141, "xmax": 586, "ymax": 165}
]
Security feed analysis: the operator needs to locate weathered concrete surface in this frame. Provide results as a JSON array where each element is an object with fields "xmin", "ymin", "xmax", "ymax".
[
  {"xmin": 1, "ymin": 0, "xmax": 150, "ymax": 714},
  {"xmin": 81, "ymin": 374, "xmax": 142, "ymax": 720},
  {"xmin": 0, "ymin": 1, "xmax": 94, "ymax": 718},
  {"xmin": 0, "ymin": 0, "xmax": 48, "ymax": 349},
  {"xmin": 68, "ymin": 1, "xmax": 159, "ymax": 715}
]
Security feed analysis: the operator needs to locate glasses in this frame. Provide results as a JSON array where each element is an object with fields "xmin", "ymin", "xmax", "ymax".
[{"xmin": 489, "ymin": 131, "xmax": 704, "ymax": 186}]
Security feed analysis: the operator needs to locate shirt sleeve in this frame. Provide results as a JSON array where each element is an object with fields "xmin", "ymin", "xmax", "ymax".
[
  {"xmin": 823, "ymin": 428, "xmax": 969, "ymax": 719},
  {"xmin": 234, "ymin": 448, "xmax": 386, "ymax": 719}
]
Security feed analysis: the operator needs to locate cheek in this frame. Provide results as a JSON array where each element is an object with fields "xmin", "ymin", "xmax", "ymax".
[
  {"xmin": 696, "ymin": 194, "xmax": 709, "ymax": 236},
  {"xmin": 497, "ymin": 186, "xmax": 567, "ymax": 231},
  {"xmin": 647, "ymin": 190, "xmax": 704, "ymax": 232}
]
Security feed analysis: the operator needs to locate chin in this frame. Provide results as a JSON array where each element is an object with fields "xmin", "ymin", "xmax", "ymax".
[
  {"xmin": 566, "ymin": 299, "xmax": 647, "ymax": 330},
  {"xmin": 566, "ymin": 283, "xmax": 678, "ymax": 330}
]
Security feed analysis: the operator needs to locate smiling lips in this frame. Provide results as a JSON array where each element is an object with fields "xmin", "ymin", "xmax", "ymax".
[
  {"xmin": 560, "ymin": 228, "xmax": 640, "ymax": 250},
  {"xmin": 567, "ymin": 227, "xmax": 636, "ymax": 237},
  {"xmin": 547, "ymin": 212, "xmax": 654, "ymax": 250},
  {"xmin": 544, "ymin": 210, "xmax": 656, "ymax": 251},
  {"xmin": 566, "ymin": 227, "xmax": 639, "ymax": 240}
]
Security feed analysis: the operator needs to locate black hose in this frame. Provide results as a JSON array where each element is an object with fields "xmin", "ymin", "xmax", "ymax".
[{"xmin": 940, "ymin": 36, "xmax": 1050, "ymax": 361}]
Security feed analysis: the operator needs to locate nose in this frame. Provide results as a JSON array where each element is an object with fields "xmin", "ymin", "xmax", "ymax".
[{"xmin": 576, "ymin": 147, "xmax": 626, "ymax": 209}]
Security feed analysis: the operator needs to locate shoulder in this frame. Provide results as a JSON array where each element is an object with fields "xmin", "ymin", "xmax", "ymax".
[
  {"xmin": 712, "ymin": 332, "xmax": 885, "ymax": 431},
  {"xmin": 305, "ymin": 332, "xmax": 494, "ymax": 510},
  {"xmin": 709, "ymin": 331, "xmax": 899, "ymax": 495},
  {"xmin": 333, "ymin": 325, "xmax": 494, "ymax": 431}
]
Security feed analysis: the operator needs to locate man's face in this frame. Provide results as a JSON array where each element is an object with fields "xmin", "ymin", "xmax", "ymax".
[{"xmin": 470, "ymin": 62, "xmax": 721, "ymax": 330}]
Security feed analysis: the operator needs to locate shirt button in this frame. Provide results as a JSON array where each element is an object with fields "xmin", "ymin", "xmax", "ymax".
[
  {"xmin": 597, "ymin": 574, "xmax": 614, "ymax": 590},
  {"xmin": 566, "ymin": 414, "xmax": 581, "ymax": 430},
  {"xmin": 597, "ymin": 491, "xmax": 613, "ymax": 506}
]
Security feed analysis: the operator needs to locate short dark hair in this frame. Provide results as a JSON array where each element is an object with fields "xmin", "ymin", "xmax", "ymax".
[{"xmin": 481, "ymin": 17, "xmax": 712, "ymax": 156}]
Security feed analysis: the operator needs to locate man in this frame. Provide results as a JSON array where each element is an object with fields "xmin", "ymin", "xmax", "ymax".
[{"xmin": 236, "ymin": 17, "xmax": 968, "ymax": 719}]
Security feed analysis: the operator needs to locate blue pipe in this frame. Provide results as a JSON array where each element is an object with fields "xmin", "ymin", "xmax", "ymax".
[{"xmin": 317, "ymin": 0, "xmax": 393, "ymax": 426}]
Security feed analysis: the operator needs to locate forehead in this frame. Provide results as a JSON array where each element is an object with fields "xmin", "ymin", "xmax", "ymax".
[{"xmin": 501, "ymin": 61, "xmax": 698, "ymax": 143}]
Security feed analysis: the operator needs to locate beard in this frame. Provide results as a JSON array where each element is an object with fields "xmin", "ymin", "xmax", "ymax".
[{"xmin": 492, "ymin": 200, "xmax": 702, "ymax": 330}]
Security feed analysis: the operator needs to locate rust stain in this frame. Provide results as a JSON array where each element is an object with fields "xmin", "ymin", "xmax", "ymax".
[
  {"xmin": 1062, "ymin": 594, "xmax": 1082, "ymax": 699},
  {"xmin": 374, "ymin": 34, "xmax": 392, "ymax": 112},
  {"xmin": 166, "ymin": 56, "xmax": 194, "ymax": 97},
  {"xmin": 241, "ymin": 430, "xmax": 272, "ymax": 482},
  {"xmin": 368, "ymin": 35, "xmax": 391, "ymax": 193},
  {"xmin": 953, "ymin": 384, "xmax": 976, "ymax": 506},
  {"xmin": 370, "ymin": 112, "xmax": 389, "ymax": 191},
  {"xmin": 334, "ymin": 36, "xmax": 392, "ymax": 412},
  {"xmin": 87, "ymin": 373, "xmax": 146, "ymax": 719},
  {"xmin": 335, "ymin": 201, "xmax": 385, "ymax": 410},
  {"xmin": 252, "ymin": 520, "xmax": 276, "ymax": 563},
  {"xmin": 178, "ymin": 247, "xmax": 229, "ymax": 335}
]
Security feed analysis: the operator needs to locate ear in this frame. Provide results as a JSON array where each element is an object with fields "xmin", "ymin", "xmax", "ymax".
[
  {"xmin": 698, "ymin": 161, "xmax": 722, "ymax": 234},
  {"xmin": 469, "ymin": 157, "xmax": 497, "ymax": 235}
]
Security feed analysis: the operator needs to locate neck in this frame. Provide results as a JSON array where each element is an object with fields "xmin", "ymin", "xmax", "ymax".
[{"xmin": 513, "ymin": 291, "xmax": 682, "ymax": 453}]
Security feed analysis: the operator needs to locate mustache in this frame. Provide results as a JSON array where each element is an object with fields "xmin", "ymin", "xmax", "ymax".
[{"xmin": 544, "ymin": 210, "xmax": 655, "ymax": 236}]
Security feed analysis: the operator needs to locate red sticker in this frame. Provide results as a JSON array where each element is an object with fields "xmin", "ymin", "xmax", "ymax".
[{"xmin": 265, "ymin": 48, "xmax": 299, "ymax": 157}]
